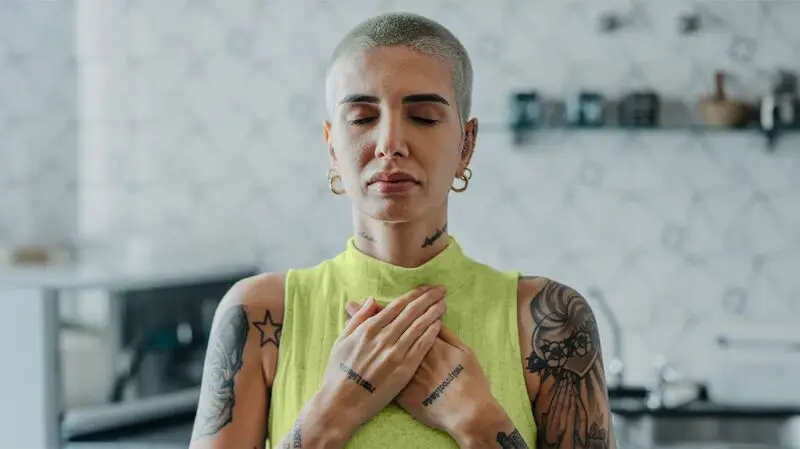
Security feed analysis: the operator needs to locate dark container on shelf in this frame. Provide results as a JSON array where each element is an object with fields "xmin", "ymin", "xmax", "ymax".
[
  {"xmin": 618, "ymin": 91, "xmax": 660, "ymax": 127},
  {"xmin": 566, "ymin": 91, "xmax": 606, "ymax": 127},
  {"xmin": 510, "ymin": 91, "xmax": 542, "ymax": 130},
  {"xmin": 774, "ymin": 71, "xmax": 798, "ymax": 129}
]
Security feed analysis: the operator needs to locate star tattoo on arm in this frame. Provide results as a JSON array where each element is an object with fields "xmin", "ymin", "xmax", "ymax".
[{"xmin": 252, "ymin": 310, "xmax": 282, "ymax": 348}]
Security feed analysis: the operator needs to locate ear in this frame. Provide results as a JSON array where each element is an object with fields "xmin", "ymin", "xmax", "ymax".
[
  {"xmin": 323, "ymin": 120, "xmax": 337, "ymax": 165},
  {"xmin": 458, "ymin": 118, "xmax": 478, "ymax": 172}
]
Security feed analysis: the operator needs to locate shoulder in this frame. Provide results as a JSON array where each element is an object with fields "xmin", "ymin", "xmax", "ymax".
[
  {"xmin": 209, "ymin": 273, "xmax": 287, "ymax": 386},
  {"xmin": 516, "ymin": 275, "xmax": 591, "ymax": 315},
  {"xmin": 516, "ymin": 275, "xmax": 601, "ymax": 370},
  {"xmin": 213, "ymin": 272, "xmax": 287, "ymax": 331},
  {"xmin": 219, "ymin": 257, "xmax": 342, "ymax": 316},
  {"xmin": 516, "ymin": 275, "xmax": 600, "ymax": 368},
  {"xmin": 219, "ymin": 272, "xmax": 285, "ymax": 309},
  {"xmin": 516, "ymin": 275, "xmax": 603, "ymax": 394},
  {"xmin": 516, "ymin": 275, "xmax": 549, "ymax": 303},
  {"xmin": 517, "ymin": 276, "xmax": 596, "ymax": 346}
]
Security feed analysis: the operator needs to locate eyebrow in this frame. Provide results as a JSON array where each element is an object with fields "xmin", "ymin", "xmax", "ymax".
[{"xmin": 338, "ymin": 93, "xmax": 450, "ymax": 106}]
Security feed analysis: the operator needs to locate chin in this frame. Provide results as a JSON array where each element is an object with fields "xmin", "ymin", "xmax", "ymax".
[{"xmin": 359, "ymin": 198, "xmax": 426, "ymax": 223}]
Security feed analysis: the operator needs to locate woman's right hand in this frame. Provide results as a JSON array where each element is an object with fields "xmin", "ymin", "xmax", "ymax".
[{"xmin": 316, "ymin": 285, "xmax": 447, "ymax": 438}]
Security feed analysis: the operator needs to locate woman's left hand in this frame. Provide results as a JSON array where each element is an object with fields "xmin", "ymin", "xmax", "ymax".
[{"xmin": 345, "ymin": 301, "xmax": 523, "ymax": 446}]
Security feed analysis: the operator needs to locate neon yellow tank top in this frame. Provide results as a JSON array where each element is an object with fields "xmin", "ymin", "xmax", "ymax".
[{"xmin": 268, "ymin": 236, "xmax": 536, "ymax": 448}]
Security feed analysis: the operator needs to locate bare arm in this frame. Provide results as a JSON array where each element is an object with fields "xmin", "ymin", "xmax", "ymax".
[
  {"xmin": 189, "ymin": 274, "xmax": 285, "ymax": 449},
  {"xmin": 519, "ymin": 277, "xmax": 616, "ymax": 449}
]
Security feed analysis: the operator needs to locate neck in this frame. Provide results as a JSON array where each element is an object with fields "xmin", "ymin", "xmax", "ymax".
[{"xmin": 352, "ymin": 206, "xmax": 450, "ymax": 268}]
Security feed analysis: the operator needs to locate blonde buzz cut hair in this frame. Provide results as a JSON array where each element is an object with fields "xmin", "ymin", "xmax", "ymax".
[{"xmin": 326, "ymin": 12, "xmax": 473, "ymax": 122}]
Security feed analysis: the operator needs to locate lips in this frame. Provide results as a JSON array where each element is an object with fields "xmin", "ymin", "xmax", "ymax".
[
  {"xmin": 366, "ymin": 171, "xmax": 420, "ymax": 195},
  {"xmin": 366, "ymin": 172, "xmax": 419, "ymax": 185}
]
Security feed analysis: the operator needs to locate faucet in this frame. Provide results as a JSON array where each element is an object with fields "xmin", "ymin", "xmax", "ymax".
[{"xmin": 586, "ymin": 287, "xmax": 625, "ymax": 388}]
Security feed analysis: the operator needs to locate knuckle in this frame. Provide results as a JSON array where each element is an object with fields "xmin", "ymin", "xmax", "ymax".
[
  {"xmin": 358, "ymin": 320, "xmax": 379, "ymax": 339},
  {"xmin": 408, "ymin": 321, "xmax": 425, "ymax": 336},
  {"xmin": 405, "ymin": 300, "xmax": 427, "ymax": 316},
  {"xmin": 404, "ymin": 286, "xmax": 430, "ymax": 303},
  {"xmin": 427, "ymin": 302, "xmax": 445, "ymax": 317},
  {"xmin": 365, "ymin": 325, "xmax": 382, "ymax": 340},
  {"xmin": 410, "ymin": 285, "xmax": 429, "ymax": 297},
  {"xmin": 384, "ymin": 300, "xmax": 404, "ymax": 315},
  {"xmin": 384, "ymin": 348, "xmax": 402, "ymax": 364}
]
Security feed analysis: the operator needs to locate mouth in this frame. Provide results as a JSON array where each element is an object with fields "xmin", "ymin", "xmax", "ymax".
[
  {"xmin": 366, "ymin": 171, "xmax": 420, "ymax": 194},
  {"xmin": 366, "ymin": 172, "xmax": 420, "ymax": 186}
]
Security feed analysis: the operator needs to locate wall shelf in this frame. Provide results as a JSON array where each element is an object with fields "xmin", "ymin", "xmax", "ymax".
[{"xmin": 479, "ymin": 123, "xmax": 798, "ymax": 152}]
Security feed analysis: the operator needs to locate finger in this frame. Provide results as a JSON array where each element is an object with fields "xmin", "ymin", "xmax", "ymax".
[
  {"xmin": 437, "ymin": 323, "xmax": 467, "ymax": 350},
  {"xmin": 395, "ymin": 300, "xmax": 446, "ymax": 355},
  {"xmin": 345, "ymin": 301, "xmax": 361, "ymax": 318},
  {"xmin": 405, "ymin": 320, "xmax": 441, "ymax": 364},
  {"xmin": 344, "ymin": 300, "xmax": 380, "ymax": 328},
  {"xmin": 371, "ymin": 285, "xmax": 437, "ymax": 326},
  {"xmin": 382, "ymin": 286, "xmax": 446, "ymax": 343},
  {"xmin": 341, "ymin": 297, "xmax": 378, "ymax": 337},
  {"xmin": 345, "ymin": 301, "xmax": 384, "ymax": 319}
]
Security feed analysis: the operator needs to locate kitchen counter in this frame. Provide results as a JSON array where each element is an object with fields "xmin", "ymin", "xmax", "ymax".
[
  {"xmin": 63, "ymin": 413, "xmax": 793, "ymax": 449},
  {"xmin": 64, "ymin": 393, "xmax": 800, "ymax": 448},
  {"xmin": 64, "ymin": 413, "xmax": 793, "ymax": 449},
  {"xmin": 614, "ymin": 446, "xmax": 783, "ymax": 449},
  {"xmin": 0, "ymin": 258, "xmax": 261, "ymax": 449},
  {"xmin": 0, "ymin": 258, "xmax": 261, "ymax": 290}
]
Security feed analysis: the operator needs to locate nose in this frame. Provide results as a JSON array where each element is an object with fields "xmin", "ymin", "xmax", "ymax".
[{"xmin": 374, "ymin": 115, "xmax": 409, "ymax": 159}]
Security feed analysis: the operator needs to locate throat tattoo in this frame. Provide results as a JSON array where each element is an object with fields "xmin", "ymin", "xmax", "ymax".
[{"xmin": 422, "ymin": 223, "xmax": 447, "ymax": 248}]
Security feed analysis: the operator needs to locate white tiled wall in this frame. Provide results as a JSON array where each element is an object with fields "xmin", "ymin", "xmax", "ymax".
[
  {"xmin": 0, "ymin": 0, "xmax": 77, "ymax": 246},
  {"xmin": 3, "ymin": 1, "xmax": 800, "ymax": 388}
]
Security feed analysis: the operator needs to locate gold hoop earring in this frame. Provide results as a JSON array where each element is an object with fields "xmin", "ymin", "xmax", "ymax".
[
  {"xmin": 451, "ymin": 167, "xmax": 472, "ymax": 193},
  {"xmin": 328, "ymin": 169, "xmax": 345, "ymax": 195}
]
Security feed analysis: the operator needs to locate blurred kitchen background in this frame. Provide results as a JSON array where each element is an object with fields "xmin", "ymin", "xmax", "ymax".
[{"xmin": 1, "ymin": 0, "xmax": 799, "ymax": 447}]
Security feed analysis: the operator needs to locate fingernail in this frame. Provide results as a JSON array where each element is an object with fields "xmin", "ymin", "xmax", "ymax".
[{"xmin": 363, "ymin": 297, "xmax": 374, "ymax": 308}]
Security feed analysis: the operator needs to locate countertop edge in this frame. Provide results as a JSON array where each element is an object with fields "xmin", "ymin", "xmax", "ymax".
[{"xmin": 0, "ymin": 263, "xmax": 262, "ymax": 290}]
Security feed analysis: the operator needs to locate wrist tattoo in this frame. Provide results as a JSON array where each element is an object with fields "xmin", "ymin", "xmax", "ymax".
[
  {"xmin": 281, "ymin": 418, "xmax": 301, "ymax": 449},
  {"xmin": 291, "ymin": 418, "xmax": 302, "ymax": 448},
  {"xmin": 422, "ymin": 364, "xmax": 464, "ymax": 407},
  {"xmin": 497, "ymin": 429, "xmax": 528, "ymax": 448},
  {"xmin": 340, "ymin": 363, "xmax": 375, "ymax": 393}
]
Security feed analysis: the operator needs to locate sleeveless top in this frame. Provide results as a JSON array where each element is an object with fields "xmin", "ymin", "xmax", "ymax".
[{"xmin": 268, "ymin": 236, "xmax": 537, "ymax": 448}]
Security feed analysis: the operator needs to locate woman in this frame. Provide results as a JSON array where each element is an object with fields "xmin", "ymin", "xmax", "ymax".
[{"xmin": 189, "ymin": 12, "xmax": 616, "ymax": 449}]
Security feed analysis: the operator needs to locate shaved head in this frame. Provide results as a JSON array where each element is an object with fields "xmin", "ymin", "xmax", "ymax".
[{"xmin": 325, "ymin": 12, "xmax": 473, "ymax": 122}]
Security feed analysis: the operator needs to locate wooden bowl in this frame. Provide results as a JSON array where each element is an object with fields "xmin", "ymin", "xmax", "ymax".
[{"xmin": 699, "ymin": 98, "xmax": 749, "ymax": 128}]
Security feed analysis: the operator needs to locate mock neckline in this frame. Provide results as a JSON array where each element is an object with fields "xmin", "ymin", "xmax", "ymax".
[{"xmin": 335, "ymin": 235, "xmax": 470, "ymax": 302}]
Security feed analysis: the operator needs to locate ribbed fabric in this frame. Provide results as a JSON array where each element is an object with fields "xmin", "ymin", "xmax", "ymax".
[{"xmin": 268, "ymin": 236, "xmax": 536, "ymax": 448}]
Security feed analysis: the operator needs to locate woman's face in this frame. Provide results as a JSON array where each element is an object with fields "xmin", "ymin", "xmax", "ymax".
[{"xmin": 324, "ymin": 45, "xmax": 476, "ymax": 223}]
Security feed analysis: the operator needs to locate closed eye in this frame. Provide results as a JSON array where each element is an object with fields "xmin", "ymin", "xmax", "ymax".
[
  {"xmin": 348, "ymin": 117, "xmax": 376, "ymax": 125},
  {"xmin": 348, "ymin": 117, "xmax": 438, "ymax": 126},
  {"xmin": 412, "ymin": 117, "xmax": 438, "ymax": 125}
]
